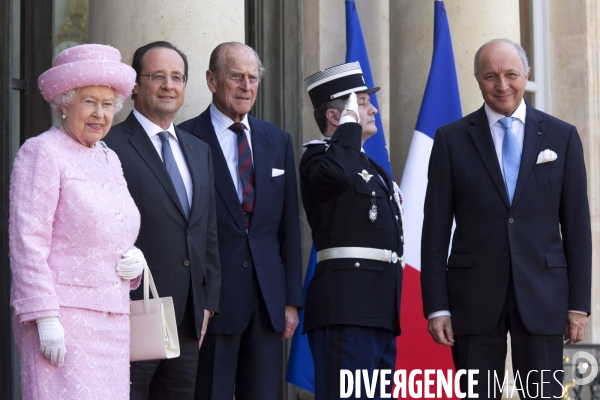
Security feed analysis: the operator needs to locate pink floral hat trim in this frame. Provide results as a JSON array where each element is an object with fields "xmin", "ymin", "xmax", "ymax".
[{"xmin": 38, "ymin": 44, "xmax": 136, "ymax": 103}]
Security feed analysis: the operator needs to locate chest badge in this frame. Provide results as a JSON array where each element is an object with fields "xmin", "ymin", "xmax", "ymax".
[
  {"xmin": 369, "ymin": 204, "xmax": 378, "ymax": 222},
  {"xmin": 359, "ymin": 169, "xmax": 373, "ymax": 183}
]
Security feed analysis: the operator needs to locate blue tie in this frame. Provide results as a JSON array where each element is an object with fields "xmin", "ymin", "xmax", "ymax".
[
  {"xmin": 499, "ymin": 117, "xmax": 521, "ymax": 205},
  {"xmin": 159, "ymin": 131, "xmax": 190, "ymax": 219}
]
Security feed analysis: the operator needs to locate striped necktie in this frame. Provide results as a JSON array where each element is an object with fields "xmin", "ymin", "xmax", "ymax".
[{"xmin": 230, "ymin": 123, "xmax": 255, "ymax": 229}]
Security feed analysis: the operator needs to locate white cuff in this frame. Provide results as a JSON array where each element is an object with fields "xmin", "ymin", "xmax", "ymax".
[
  {"xmin": 340, "ymin": 115, "xmax": 358, "ymax": 125},
  {"xmin": 428, "ymin": 310, "xmax": 451, "ymax": 320}
]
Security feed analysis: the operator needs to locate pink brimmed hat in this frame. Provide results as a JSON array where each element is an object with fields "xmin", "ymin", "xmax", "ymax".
[{"xmin": 38, "ymin": 44, "xmax": 136, "ymax": 103}]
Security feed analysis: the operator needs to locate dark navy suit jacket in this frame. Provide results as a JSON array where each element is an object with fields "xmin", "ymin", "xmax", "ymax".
[
  {"xmin": 421, "ymin": 103, "xmax": 591, "ymax": 336},
  {"xmin": 104, "ymin": 112, "xmax": 221, "ymax": 339},
  {"xmin": 179, "ymin": 106, "xmax": 302, "ymax": 334}
]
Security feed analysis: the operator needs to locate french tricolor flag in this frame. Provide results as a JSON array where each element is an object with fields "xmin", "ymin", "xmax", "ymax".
[{"xmin": 396, "ymin": 1, "xmax": 462, "ymax": 398}]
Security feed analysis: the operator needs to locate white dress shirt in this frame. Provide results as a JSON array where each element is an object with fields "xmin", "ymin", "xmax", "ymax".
[
  {"xmin": 209, "ymin": 103, "xmax": 253, "ymax": 203},
  {"xmin": 133, "ymin": 109, "xmax": 193, "ymax": 207}
]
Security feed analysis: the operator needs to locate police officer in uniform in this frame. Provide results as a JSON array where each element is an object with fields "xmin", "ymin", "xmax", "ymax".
[{"xmin": 300, "ymin": 62, "xmax": 404, "ymax": 400}]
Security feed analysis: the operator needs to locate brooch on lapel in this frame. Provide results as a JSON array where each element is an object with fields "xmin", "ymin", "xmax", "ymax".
[
  {"xmin": 359, "ymin": 170, "xmax": 373, "ymax": 183},
  {"xmin": 99, "ymin": 141, "xmax": 110, "ymax": 164}
]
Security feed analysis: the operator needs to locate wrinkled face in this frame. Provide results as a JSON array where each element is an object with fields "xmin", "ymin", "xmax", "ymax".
[
  {"xmin": 133, "ymin": 47, "xmax": 186, "ymax": 125},
  {"xmin": 477, "ymin": 41, "xmax": 530, "ymax": 116},
  {"xmin": 207, "ymin": 47, "xmax": 260, "ymax": 122},
  {"xmin": 61, "ymin": 86, "xmax": 116, "ymax": 147},
  {"xmin": 356, "ymin": 92, "xmax": 378, "ymax": 142}
]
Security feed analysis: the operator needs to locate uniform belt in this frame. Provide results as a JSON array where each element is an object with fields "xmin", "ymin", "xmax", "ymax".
[{"xmin": 316, "ymin": 247, "xmax": 405, "ymax": 268}]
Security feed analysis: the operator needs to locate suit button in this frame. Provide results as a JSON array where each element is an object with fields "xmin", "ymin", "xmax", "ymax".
[
  {"xmin": 183, "ymin": 260, "xmax": 190, "ymax": 267},
  {"xmin": 395, "ymin": 215, "xmax": 399, "ymax": 221},
  {"xmin": 355, "ymin": 262, "xmax": 360, "ymax": 268},
  {"xmin": 243, "ymin": 261, "xmax": 249, "ymax": 268},
  {"xmin": 508, "ymin": 218, "xmax": 514, "ymax": 224},
  {"xmin": 401, "ymin": 236, "xmax": 404, "ymax": 243},
  {"xmin": 390, "ymin": 196, "xmax": 393, "ymax": 201},
  {"xmin": 371, "ymin": 191, "xmax": 376, "ymax": 197},
  {"xmin": 248, "ymin": 235, "xmax": 252, "ymax": 240},
  {"xmin": 186, "ymin": 229, "xmax": 191, "ymax": 236},
  {"xmin": 503, "ymin": 252, "xmax": 509, "ymax": 258}
]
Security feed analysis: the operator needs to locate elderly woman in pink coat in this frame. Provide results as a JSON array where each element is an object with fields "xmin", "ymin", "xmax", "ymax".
[{"xmin": 9, "ymin": 44, "xmax": 146, "ymax": 399}]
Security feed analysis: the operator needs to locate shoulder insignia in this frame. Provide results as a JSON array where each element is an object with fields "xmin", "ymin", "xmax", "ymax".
[{"xmin": 303, "ymin": 140, "xmax": 328, "ymax": 147}]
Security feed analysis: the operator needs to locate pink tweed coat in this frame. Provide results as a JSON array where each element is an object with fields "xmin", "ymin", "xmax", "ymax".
[{"xmin": 9, "ymin": 126, "xmax": 141, "ymax": 399}]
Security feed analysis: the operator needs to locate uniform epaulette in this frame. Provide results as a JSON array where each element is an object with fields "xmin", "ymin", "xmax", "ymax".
[{"xmin": 303, "ymin": 140, "xmax": 328, "ymax": 147}]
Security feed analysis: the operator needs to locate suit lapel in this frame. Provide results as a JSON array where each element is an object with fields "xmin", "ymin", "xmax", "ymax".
[
  {"xmin": 192, "ymin": 109, "xmax": 246, "ymax": 233},
  {"xmin": 248, "ymin": 116, "xmax": 274, "ymax": 230},
  {"xmin": 511, "ymin": 104, "xmax": 545, "ymax": 208},
  {"xmin": 468, "ymin": 107, "xmax": 511, "ymax": 208},
  {"xmin": 124, "ymin": 113, "xmax": 187, "ymax": 218}
]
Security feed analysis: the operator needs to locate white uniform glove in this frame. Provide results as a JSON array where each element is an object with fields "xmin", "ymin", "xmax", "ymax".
[
  {"xmin": 36, "ymin": 316, "xmax": 66, "ymax": 367},
  {"xmin": 116, "ymin": 247, "xmax": 147, "ymax": 280},
  {"xmin": 340, "ymin": 92, "xmax": 360, "ymax": 124}
]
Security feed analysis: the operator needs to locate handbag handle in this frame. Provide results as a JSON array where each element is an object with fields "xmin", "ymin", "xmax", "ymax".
[{"xmin": 142, "ymin": 264, "xmax": 161, "ymax": 314}]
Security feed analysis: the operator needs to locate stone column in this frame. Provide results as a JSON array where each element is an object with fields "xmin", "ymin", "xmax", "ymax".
[
  {"xmin": 88, "ymin": 0, "xmax": 245, "ymax": 124},
  {"xmin": 584, "ymin": 0, "xmax": 600, "ymax": 343},
  {"xmin": 389, "ymin": 0, "xmax": 520, "ymax": 178}
]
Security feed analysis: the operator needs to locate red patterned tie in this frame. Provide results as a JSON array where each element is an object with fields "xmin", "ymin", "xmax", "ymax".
[{"xmin": 230, "ymin": 123, "xmax": 255, "ymax": 229}]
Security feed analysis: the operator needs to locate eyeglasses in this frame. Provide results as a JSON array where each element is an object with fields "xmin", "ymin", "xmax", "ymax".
[{"xmin": 140, "ymin": 73, "xmax": 186, "ymax": 85}]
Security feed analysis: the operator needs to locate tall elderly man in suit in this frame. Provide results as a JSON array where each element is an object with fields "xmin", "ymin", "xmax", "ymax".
[
  {"xmin": 104, "ymin": 41, "xmax": 221, "ymax": 400},
  {"xmin": 179, "ymin": 42, "xmax": 303, "ymax": 400},
  {"xmin": 421, "ymin": 38, "xmax": 591, "ymax": 398}
]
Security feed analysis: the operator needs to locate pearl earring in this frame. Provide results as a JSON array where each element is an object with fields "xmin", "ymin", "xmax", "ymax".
[{"xmin": 62, "ymin": 114, "xmax": 66, "ymax": 119}]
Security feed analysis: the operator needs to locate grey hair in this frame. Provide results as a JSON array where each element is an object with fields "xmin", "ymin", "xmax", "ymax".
[
  {"xmin": 474, "ymin": 39, "xmax": 530, "ymax": 79},
  {"xmin": 50, "ymin": 88, "xmax": 126, "ymax": 117},
  {"xmin": 208, "ymin": 42, "xmax": 265, "ymax": 81}
]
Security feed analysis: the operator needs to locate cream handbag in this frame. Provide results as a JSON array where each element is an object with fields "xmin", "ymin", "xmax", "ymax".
[{"xmin": 130, "ymin": 265, "xmax": 180, "ymax": 361}]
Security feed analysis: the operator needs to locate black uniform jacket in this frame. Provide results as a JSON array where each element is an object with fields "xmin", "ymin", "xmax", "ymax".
[{"xmin": 299, "ymin": 122, "xmax": 403, "ymax": 335}]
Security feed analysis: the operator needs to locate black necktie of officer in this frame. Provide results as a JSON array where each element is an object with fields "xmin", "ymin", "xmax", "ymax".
[{"xmin": 230, "ymin": 123, "xmax": 255, "ymax": 229}]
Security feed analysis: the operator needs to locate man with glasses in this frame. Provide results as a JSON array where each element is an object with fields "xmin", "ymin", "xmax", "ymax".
[
  {"xmin": 179, "ymin": 42, "xmax": 302, "ymax": 400},
  {"xmin": 105, "ymin": 41, "xmax": 221, "ymax": 400}
]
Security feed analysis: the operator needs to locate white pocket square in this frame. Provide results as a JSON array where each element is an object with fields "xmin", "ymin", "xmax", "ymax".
[
  {"xmin": 536, "ymin": 149, "xmax": 558, "ymax": 164},
  {"xmin": 272, "ymin": 168, "xmax": 285, "ymax": 177}
]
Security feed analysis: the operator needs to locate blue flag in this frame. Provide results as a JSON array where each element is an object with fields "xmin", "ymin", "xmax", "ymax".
[
  {"xmin": 285, "ymin": 246, "xmax": 316, "ymax": 392},
  {"xmin": 345, "ymin": 0, "xmax": 393, "ymax": 177}
]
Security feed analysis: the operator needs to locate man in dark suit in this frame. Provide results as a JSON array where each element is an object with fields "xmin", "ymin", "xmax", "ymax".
[
  {"xmin": 178, "ymin": 42, "xmax": 302, "ymax": 400},
  {"xmin": 421, "ymin": 39, "xmax": 591, "ymax": 398},
  {"xmin": 104, "ymin": 41, "xmax": 221, "ymax": 400},
  {"xmin": 299, "ymin": 62, "xmax": 404, "ymax": 400}
]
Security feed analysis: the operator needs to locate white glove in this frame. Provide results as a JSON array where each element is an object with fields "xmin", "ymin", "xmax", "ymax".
[
  {"xmin": 340, "ymin": 92, "xmax": 360, "ymax": 124},
  {"xmin": 116, "ymin": 247, "xmax": 147, "ymax": 280},
  {"xmin": 36, "ymin": 316, "xmax": 66, "ymax": 367}
]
